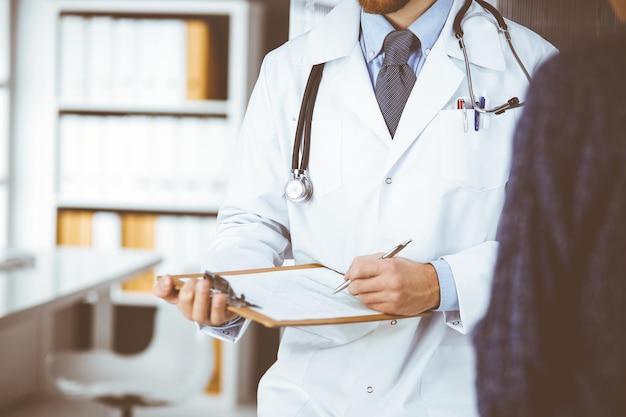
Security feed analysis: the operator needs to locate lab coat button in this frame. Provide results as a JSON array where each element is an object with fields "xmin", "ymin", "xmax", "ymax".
[
  {"xmin": 424, "ymin": 48, "xmax": 431, "ymax": 56},
  {"xmin": 385, "ymin": 177, "xmax": 392, "ymax": 184},
  {"xmin": 366, "ymin": 386, "xmax": 374, "ymax": 393},
  {"xmin": 390, "ymin": 319, "xmax": 397, "ymax": 325},
  {"xmin": 452, "ymin": 320, "xmax": 461, "ymax": 326},
  {"xmin": 222, "ymin": 330, "xmax": 230, "ymax": 335}
]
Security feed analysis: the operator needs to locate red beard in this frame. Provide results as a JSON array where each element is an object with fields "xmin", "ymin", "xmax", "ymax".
[{"xmin": 358, "ymin": 0, "xmax": 412, "ymax": 14}]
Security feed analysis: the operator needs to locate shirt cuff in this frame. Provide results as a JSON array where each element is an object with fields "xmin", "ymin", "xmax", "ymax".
[
  {"xmin": 197, "ymin": 316, "xmax": 251, "ymax": 343},
  {"xmin": 430, "ymin": 259, "xmax": 459, "ymax": 312}
]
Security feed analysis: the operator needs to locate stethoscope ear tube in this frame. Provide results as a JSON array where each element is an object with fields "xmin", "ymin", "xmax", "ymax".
[
  {"xmin": 454, "ymin": 0, "xmax": 508, "ymax": 39},
  {"xmin": 453, "ymin": 0, "xmax": 473, "ymax": 39}
]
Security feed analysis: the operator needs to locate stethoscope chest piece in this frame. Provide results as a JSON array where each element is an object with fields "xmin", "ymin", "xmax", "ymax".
[{"xmin": 285, "ymin": 169, "xmax": 313, "ymax": 204}]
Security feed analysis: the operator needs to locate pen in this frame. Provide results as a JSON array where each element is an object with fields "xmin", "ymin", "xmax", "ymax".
[
  {"xmin": 331, "ymin": 239, "xmax": 413, "ymax": 295},
  {"xmin": 480, "ymin": 94, "xmax": 490, "ymax": 130},
  {"xmin": 457, "ymin": 98, "xmax": 467, "ymax": 132},
  {"xmin": 474, "ymin": 95, "xmax": 486, "ymax": 132},
  {"xmin": 474, "ymin": 101, "xmax": 480, "ymax": 131}
]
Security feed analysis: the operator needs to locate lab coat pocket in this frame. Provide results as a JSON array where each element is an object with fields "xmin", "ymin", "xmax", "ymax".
[
  {"xmin": 437, "ymin": 108, "xmax": 515, "ymax": 191},
  {"xmin": 420, "ymin": 345, "xmax": 478, "ymax": 416},
  {"xmin": 296, "ymin": 119, "xmax": 342, "ymax": 198}
]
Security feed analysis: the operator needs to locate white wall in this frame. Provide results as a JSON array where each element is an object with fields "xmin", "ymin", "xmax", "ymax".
[{"xmin": 10, "ymin": 0, "xmax": 57, "ymax": 248}]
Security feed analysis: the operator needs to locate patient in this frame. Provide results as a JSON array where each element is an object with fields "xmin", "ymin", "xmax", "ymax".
[{"xmin": 473, "ymin": 0, "xmax": 626, "ymax": 416}]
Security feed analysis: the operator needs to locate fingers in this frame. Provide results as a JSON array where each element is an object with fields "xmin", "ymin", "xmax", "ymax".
[
  {"xmin": 153, "ymin": 275, "xmax": 179, "ymax": 303},
  {"xmin": 191, "ymin": 279, "xmax": 212, "ymax": 325},
  {"xmin": 344, "ymin": 254, "xmax": 383, "ymax": 283},
  {"xmin": 351, "ymin": 259, "xmax": 439, "ymax": 316},
  {"xmin": 174, "ymin": 277, "xmax": 235, "ymax": 326},
  {"xmin": 209, "ymin": 294, "xmax": 230, "ymax": 325}
]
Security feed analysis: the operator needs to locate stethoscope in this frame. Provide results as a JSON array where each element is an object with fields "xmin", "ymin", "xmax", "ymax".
[
  {"xmin": 284, "ymin": 0, "xmax": 532, "ymax": 204},
  {"xmin": 453, "ymin": 0, "xmax": 531, "ymax": 115},
  {"xmin": 284, "ymin": 63, "xmax": 324, "ymax": 204}
]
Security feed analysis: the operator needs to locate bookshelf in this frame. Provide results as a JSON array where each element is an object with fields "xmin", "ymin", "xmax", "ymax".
[
  {"xmin": 50, "ymin": 0, "xmax": 265, "ymax": 409},
  {"xmin": 54, "ymin": 0, "xmax": 264, "ymax": 213},
  {"xmin": 0, "ymin": 0, "xmax": 10, "ymax": 249}
]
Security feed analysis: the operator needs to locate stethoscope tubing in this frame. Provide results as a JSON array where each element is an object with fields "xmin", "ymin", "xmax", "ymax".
[
  {"xmin": 287, "ymin": 0, "xmax": 532, "ymax": 203},
  {"xmin": 291, "ymin": 63, "xmax": 325, "ymax": 173},
  {"xmin": 455, "ymin": 0, "xmax": 531, "ymax": 114}
]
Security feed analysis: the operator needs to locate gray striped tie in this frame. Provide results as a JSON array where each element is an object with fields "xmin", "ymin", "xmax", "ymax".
[{"xmin": 375, "ymin": 30, "xmax": 419, "ymax": 138}]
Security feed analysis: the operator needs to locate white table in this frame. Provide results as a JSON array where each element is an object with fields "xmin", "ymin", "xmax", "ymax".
[{"xmin": 0, "ymin": 247, "xmax": 161, "ymax": 409}]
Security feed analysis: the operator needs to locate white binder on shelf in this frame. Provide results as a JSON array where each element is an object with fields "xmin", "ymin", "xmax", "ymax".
[
  {"xmin": 58, "ymin": 14, "xmax": 87, "ymax": 101},
  {"xmin": 107, "ymin": 115, "xmax": 132, "ymax": 202},
  {"xmin": 154, "ymin": 214, "xmax": 219, "ymax": 276},
  {"xmin": 80, "ymin": 115, "xmax": 104, "ymax": 200},
  {"xmin": 85, "ymin": 15, "xmax": 114, "ymax": 102},
  {"xmin": 126, "ymin": 115, "xmax": 152, "ymax": 202},
  {"xmin": 154, "ymin": 214, "xmax": 178, "ymax": 275},
  {"xmin": 202, "ymin": 117, "xmax": 231, "ymax": 200},
  {"xmin": 178, "ymin": 116, "xmax": 204, "ymax": 204},
  {"xmin": 58, "ymin": 114, "xmax": 84, "ymax": 200},
  {"xmin": 152, "ymin": 116, "xmax": 178, "ymax": 203},
  {"xmin": 92, "ymin": 211, "xmax": 122, "ymax": 250},
  {"xmin": 111, "ymin": 17, "xmax": 140, "ymax": 103},
  {"xmin": 154, "ymin": 18, "xmax": 187, "ymax": 103},
  {"xmin": 99, "ymin": 116, "xmax": 124, "ymax": 201},
  {"xmin": 137, "ymin": 19, "xmax": 161, "ymax": 104}
]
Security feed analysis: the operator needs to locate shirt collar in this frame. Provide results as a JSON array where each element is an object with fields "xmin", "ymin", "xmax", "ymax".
[{"xmin": 361, "ymin": 0, "xmax": 454, "ymax": 63}]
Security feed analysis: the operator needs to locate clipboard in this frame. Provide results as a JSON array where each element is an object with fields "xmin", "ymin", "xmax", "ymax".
[{"xmin": 162, "ymin": 264, "xmax": 430, "ymax": 328}]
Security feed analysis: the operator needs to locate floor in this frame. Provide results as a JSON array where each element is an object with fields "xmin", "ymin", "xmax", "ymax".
[{"xmin": 3, "ymin": 394, "xmax": 257, "ymax": 417}]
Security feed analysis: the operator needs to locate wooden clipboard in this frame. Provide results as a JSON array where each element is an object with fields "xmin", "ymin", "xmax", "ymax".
[{"xmin": 161, "ymin": 264, "xmax": 430, "ymax": 328}]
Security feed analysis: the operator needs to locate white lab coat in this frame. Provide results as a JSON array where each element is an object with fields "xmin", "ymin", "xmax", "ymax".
[{"xmin": 202, "ymin": 0, "xmax": 556, "ymax": 416}]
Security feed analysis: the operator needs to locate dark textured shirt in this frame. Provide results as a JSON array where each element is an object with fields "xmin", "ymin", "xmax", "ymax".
[{"xmin": 473, "ymin": 30, "xmax": 626, "ymax": 417}]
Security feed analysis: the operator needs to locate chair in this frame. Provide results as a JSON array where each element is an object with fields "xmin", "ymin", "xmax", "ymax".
[{"xmin": 46, "ymin": 298, "xmax": 214, "ymax": 417}]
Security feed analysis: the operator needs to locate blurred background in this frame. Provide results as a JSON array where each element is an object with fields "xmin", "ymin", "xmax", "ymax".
[{"xmin": 0, "ymin": 0, "xmax": 622, "ymax": 416}]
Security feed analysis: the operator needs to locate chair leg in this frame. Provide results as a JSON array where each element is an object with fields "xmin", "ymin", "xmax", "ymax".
[{"xmin": 120, "ymin": 404, "xmax": 133, "ymax": 417}]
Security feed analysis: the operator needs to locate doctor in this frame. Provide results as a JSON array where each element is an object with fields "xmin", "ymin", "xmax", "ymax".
[{"xmin": 155, "ymin": 0, "xmax": 556, "ymax": 415}]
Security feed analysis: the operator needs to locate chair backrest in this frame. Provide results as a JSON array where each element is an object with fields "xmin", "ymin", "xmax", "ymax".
[{"xmin": 139, "ymin": 299, "xmax": 215, "ymax": 399}]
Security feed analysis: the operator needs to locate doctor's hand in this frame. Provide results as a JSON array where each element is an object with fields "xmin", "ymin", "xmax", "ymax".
[
  {"xmin": 153, "ymin": 275, "xmax": 239, "ymax": 326},
  {"xmin": 343, "ymin": 255, "xmax": 440, "ymax": 316}
]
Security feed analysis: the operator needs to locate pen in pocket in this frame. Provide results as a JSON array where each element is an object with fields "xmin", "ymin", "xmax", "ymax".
[
  {"xmin": 481, "ymin": 94, "xmax": 490, "ymax": 130},
  {"xmin": 456, "ymin": 98, "xmax": 468, "ymax": 132}
]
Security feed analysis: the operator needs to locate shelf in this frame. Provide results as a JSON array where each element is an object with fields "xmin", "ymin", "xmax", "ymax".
[
  {"xmin": 57, "ymin": 100, "xmax": 230, "ymax": 117},
  {"xmin": 51, "ymin": 1, "xmax": 262, "ymax": 223},
  {"xmin": 53, "ymin": 0, "xmax": 255, "ymax": 15},
  {"xmin": 56, "ymin": 199, "xmax": 224, "ymax": 216}
]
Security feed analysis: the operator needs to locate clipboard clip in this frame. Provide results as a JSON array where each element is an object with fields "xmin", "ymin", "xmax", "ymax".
[{"xmin": 203, "ymin": 270, "xmax": 259, "ymax": 308}]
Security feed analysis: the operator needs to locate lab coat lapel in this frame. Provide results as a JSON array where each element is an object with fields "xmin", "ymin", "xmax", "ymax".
[
  {"xmin": 389, "ymin": 35, "xmax": 464, "ymax": 159},
  {"xmin": 300, "ymin": 0, "xmax": 507, "ymax": 156},
  {"xmin": 329, "ymin": 47, "xmax": 391, "ymax": 143},
  {"xmin": 302, "ymin": 0, "xmax": 391, "ymax": 144},
  {"xmin": 389, "ymin": 0, "xmax": 505, "ymax": 161},
  {"xmin": 302, "ymin": 0, "xmax": 360, "ymax": 65}
]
